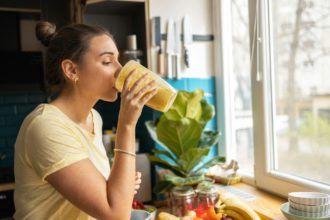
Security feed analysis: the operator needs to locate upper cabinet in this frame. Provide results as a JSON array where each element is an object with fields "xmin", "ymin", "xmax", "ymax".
[
  {"xmin": 41, "ymin": 0, "xmax": 150, "ymax": 67},
  {"xmin": 84, "ymin": 0, "xmax": 150, "ymax": 67}
]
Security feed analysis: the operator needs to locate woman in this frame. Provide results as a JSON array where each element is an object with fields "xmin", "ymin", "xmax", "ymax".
[{"xmin": 14, "ymin": 21, "xmax": 157, "ymax": 220}]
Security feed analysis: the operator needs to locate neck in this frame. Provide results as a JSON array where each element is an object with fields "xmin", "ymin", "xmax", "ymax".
[{"xmin": 50, "ymin": 86, "xmax": 97, "ymax": 124}]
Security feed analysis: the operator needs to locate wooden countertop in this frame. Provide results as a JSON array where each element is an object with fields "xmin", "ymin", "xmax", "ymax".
[
  {"xmin": 230, "ymin": 183, "xmax": 286, "ymax": 220},
  {"xmin": 0, "ymin": 182, "xmax": 287, "ymax": 219}
]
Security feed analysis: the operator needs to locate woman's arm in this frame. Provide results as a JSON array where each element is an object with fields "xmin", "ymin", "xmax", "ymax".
[{"xmin": 46, "ymin": 71, "xmax": 157, "ymax": 220}]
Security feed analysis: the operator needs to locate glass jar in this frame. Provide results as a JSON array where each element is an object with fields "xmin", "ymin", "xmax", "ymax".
[
  {"xmin": 170, "ymin": 186, "xmax": 196, "ymax": 217},
  {"xmin": 196, "ymin": 186, "xmax": 219, "ymax": 210}
]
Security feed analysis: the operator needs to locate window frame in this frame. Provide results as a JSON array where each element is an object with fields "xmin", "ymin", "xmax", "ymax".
[
  {"xmin": 213, "ymin": 0, "xmax": 330, "ymax": 196},
  {"xmin": 212, "ymin": 0, "xmax": 255, "ymax": 184}
]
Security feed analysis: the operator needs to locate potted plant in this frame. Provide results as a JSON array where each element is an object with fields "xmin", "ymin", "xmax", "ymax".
[{"xmin": 145, "ymin": 89, "xmax": 225, "ymax": 194}]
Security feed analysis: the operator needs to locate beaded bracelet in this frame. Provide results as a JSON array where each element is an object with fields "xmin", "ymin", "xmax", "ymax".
[{"xmin": 114, "ymin": 148, "xmax": 136, "ymax": 157}]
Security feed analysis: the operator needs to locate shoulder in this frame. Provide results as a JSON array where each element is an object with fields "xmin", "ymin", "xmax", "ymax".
[
  {"xmin": 92, "ymin": 108, "xmax": 103, "ymax": 127},
  {"xmin": 26, "ymin": 104, "xmax": 75, "ymax": 138}
]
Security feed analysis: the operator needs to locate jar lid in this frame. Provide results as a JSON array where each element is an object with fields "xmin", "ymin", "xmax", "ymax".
[{"xmin": 171, "ymin": 186, "xmax": 195, "ymax": 197}]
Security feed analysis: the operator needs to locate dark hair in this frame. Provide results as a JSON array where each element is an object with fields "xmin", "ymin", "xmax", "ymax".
[{"xmin": 35, "ymin": 21, "xmax": 113, "ymax": 95}]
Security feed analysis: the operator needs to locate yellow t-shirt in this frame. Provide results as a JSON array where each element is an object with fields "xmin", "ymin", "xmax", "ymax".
[{"xmin": 14, "ymin": 104, "xmax": 110, "ymax": 220}]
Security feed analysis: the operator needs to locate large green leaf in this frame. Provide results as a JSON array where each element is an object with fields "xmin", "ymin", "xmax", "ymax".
[
  {"xmin": 163, "ymin": 89, "xmax": 204, "ymax": 121},
  {"xmin": 163, "ymin": 90, "xmax": 189, "ymax": 120},
  {"xmin": 147, "ymin": 155, "xmax": 186, "ymax": 177},
  {"xmin": 198, "ymin": 131, "xmax": 221, "ymax": 148},
  {"xmin": 186, "ymin": 89, "xmax": 204, "ymax": 120},
  {"xmin": 177, "ymin": 148, "xmax": 210, "ymax": 175},
  {"xmin": 193, "ymin": 156, "xmax": 226, "ymax": 174},
  {"xmin": 157, "ymin": 117, "xmax": 202, "ymax": 157},
  {"xmin": 199, "ymin": 99, "xmax": 215, "ymax": 128},
  {"xmin": 153, "ymin": 149, "xmax": 177, "ymax": 162},
  {"xmin": 196, "ymin": 179, "xmax": 215, "ymax": 191},
  {"xmin": 164, "ymin": 173, "xmax": 205, "ymax": 186},
  {"xmin": 145, "ymin": 121, "xmax": 172, "ymax": 152}
]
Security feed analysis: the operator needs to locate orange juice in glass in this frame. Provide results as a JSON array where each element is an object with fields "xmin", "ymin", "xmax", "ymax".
[{"xmin": 115, "ymin": 60, "xmax": 177, "ymax": 112}]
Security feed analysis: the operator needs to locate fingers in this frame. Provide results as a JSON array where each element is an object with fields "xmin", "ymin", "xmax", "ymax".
[
  {"xmin": 136, "ymin": 172, "xmax": 142, "ymax": 179},
  {"xmin": 134, "ymin": 172, "xmax": 142, "ymax": 194},
  {"xmin": 134, "ymin": 184, "xmax": 141, "ymax": 194},
  {"xmin": 129, "ymin": 73, "xmax": 149, "ymax": 95},
  {"xmin": 140, "ymin": 88, "xmax": 158, "ymax": 105},
  {"xmin": 122, "ymin": 69, "xmax": 137, "ymax": 93},
  {"xmin": 134, "ymin": 80, "xmax": 157, "ymax": 101}
]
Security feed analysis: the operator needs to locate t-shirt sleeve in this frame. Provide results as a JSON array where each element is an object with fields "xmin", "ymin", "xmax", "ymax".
[
  {"xmin": 26, "ymin": 117, "xmax": 89, "ymax": 181},
  {"xmin": 92, "ymin": 109, "xmax": 103, "ymax": 133}
]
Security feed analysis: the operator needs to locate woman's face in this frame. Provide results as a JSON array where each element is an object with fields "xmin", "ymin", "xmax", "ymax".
[{"xmin": 77, "ymin": 34, "xmax": 121, "ymax": 102}]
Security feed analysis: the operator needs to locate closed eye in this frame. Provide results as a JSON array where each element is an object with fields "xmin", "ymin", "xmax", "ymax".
[{"xmin": 102, "ymin": 61, "xmax": 112, "ymax": 65}]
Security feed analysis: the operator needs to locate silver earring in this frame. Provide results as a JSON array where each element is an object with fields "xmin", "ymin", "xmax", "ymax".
[{"xmin": 74, "ymin": 78, "xmax": 78, "ymax": 84}]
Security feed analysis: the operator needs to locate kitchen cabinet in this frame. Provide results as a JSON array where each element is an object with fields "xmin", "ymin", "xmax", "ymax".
[
  {"xmin": 41, "ymin": 0, "xmax": 151, "ymax": 67},
  {"xmin": 84, "ymin": 0, "xmax": 151, "ymax": 67}
]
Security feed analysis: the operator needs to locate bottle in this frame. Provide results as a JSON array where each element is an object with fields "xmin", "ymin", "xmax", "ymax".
[
  {"xmin": 170, "ymin": 186, "xmax": 196, "ymax": 217},
  {"xmin": 115, "ymin": 60, "xmax": 178, "ymax": 112},
  {"xmin": 122, "ymin": 35, "xmax": 143, "ymax": 65}
]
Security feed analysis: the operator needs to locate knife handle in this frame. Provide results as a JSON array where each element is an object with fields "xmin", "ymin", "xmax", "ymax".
[
  {"xmin": 184, "ymin": 47, "xmax": 190, "ymax": 68},
  {"xmin": 157, "ymin": 51, "xmax": 165, "ymax": 76}
]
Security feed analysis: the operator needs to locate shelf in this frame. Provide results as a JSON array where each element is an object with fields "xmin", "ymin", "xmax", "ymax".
[
  {"xmin": 85, "ymin": 1, "xmax": 144, "ymax": 15},
  {"xmin": 0, "ymin": 183, "xmax": 14, "ymax": 192}
]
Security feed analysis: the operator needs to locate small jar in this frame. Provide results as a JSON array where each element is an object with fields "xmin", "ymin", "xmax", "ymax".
[
  {"xmin": 196, "ymin": 186, "xmax": 219, "ymax": 210},
  {"xmin": 170, "ymin": 186, "xmax": 196, "ymax": 217}
]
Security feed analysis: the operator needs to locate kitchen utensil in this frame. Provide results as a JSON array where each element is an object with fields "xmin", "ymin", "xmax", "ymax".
[
  {"xmin": 289, "ymin": 192, "xmax": 330, "ymax": 206},
  {"xmin": 281, "ymin": 202, "xmax": 330, "ymax": 220},
  {"xmin": 152, "ymin": 16, "xmax": 164, "ymax": 75},
  {"xmin": 290, "ymin": 200, "xmax": 330, "ymax": 214},
  {"xmin": 166, "ymin": 18, "xmax": 175, "ymax": 79},
  {"xmin": 130, "ymin": 210, "xmax": 151, "ymax": 220},
  {"xmin": 173, "ymin": 21, "xmax": 181, "ymax": 79},
  {"xmin": 183, "ymin": 15, "xmax": 193, "ymax": 68}
]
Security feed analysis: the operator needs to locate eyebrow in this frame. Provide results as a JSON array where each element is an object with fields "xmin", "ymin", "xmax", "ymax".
[{"xmin": 98, "ymin": 52, "xmax": 115, "ymax": 57}]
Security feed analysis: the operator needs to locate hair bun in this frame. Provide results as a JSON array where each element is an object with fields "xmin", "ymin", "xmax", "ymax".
[{"xmin": 35, "ymin": 21, "xmax": 56, "ymax": 47}]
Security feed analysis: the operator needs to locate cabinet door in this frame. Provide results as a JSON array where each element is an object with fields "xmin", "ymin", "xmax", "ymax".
[{"xmin": 41, "ymin": 0, "xmax": 84, "ymax": 27}]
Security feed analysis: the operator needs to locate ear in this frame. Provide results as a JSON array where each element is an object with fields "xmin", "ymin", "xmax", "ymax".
[{"xmin": 61, "ymin": 59, "xmax": 79, "ymax": 81}]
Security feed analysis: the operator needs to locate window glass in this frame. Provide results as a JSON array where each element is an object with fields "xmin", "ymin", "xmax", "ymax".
[
  {"xmin": 271, "ymin": 0, "xmax": 330, "ymax": 185},
  {"xmin": 231, "ymin": 0, "xmax": 254, "ymax": 175}
]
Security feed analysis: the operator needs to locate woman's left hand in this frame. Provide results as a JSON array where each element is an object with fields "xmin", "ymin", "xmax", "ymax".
[{"xmin": 134, "ymin": 172, "xmax": 142, "ymax": 194}]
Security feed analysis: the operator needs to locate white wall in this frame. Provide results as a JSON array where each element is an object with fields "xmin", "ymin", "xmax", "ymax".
[{"xmin": 149, "ymin": 0, "xmax": 214, "ymax": 78}]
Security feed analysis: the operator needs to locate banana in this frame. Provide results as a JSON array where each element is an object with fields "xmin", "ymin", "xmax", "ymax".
[
  {"xmin": 224, "ymin": 209, "xmax": 245, "ymax": 220},
  {"xmin": 219, "ymin": 194, "xmax": 261, "ymax": 220},
  {"xmin": 156, "ymin": 212, "xmax": 179, "ymax": 220}
]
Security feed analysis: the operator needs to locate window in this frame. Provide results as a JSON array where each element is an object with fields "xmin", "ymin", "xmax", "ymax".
[
  {"xmin": 254, "ymin": 0, "xmax": 330, "ymax": 195},
  {"xmin": 230, "ymin": 0, "xmax": 255, "ymax": 176},
  {"xmin": 213, "ymin": 0, "xmax": 254, "ymax": 177},
  {"xmin": 213, "ymin": 0, "xmax": 330, "ymax": 195}
]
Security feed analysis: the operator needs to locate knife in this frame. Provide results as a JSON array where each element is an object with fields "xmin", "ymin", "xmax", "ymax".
[
  {"xmin": 166, "ymin": 18, "xmax": 175, "ymax": 79},
  {"xmin": 183, "ymin": 15, "xmax": 193, "ymax": 68},
  {"xmin": 152, "ymin": 16, "xmax": 164, "ymax": 75},
  {"xmin": 173, "ymin": 21, "xmax": 181, "ymax": 79}
]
